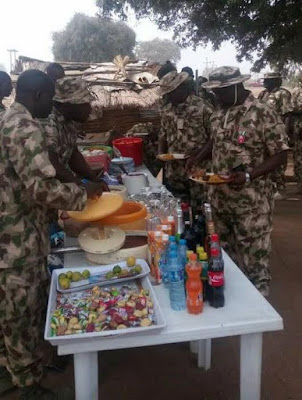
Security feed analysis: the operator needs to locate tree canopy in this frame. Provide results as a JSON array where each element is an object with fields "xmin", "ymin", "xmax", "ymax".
[
  {"xmin": 136, "ymin": 38, "xmax": 181, "ymax": 64},
  {"xmin": 52, "ymin": 13, "xmax": 136, "ymax": 63},
  {"xmin": 99, "ymin": 0, "xmax": 302, "ymax": 72}
]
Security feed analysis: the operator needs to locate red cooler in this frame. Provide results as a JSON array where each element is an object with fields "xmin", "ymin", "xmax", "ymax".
[{"xmin": 113, "ymin": 137, "xmax": 143, "ymax": 166}]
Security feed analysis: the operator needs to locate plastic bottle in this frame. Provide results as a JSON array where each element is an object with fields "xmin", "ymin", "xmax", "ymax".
[
  {"xmin": 210, "ymin": 233, "xmax": 223, "ymax": 260},
  {"xmin": 154, "ymin": 231, "xmax": 164, "ymax": 285},
  {"xmin": 178, "ymin": 239, "xmax": 188, "ymax": 269},
  {"xmin": 208, "ymin": 248, "xmax": 225, "ymax": 308},
  {"xmin": 167, "ymin": 251, "xmax": 186, "ymax": 311},
  {"xmin": 199, "ymin": 251, "xmax": 209, "ymax": 301},
  {"xmin": 149, "ymin": 231, "xmax": 161, "ymax": 284},
  {"xmin": 162, "ymin": 241, "xmax": 178, "ymax": 288},
  {"xmin": 186, "ymin": 253, "xmax": 203, "ymax": 314},
  {"xmin": 159, "ymin": 234, "xmax": 170, "ymax": 286},
  {"xmin": 167, "ymin": 215, "xmax": 176, "ymax": 235}
]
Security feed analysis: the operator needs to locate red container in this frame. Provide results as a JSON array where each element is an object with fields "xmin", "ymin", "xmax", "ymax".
[{"xmin": 113, "ymin": 137, "xmax": 143, "ymax": 166}]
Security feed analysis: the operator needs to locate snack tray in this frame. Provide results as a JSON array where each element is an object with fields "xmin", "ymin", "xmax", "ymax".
[
  {"xmin": 56, "ymin": 259, "xmax": 150, "ymax": 294},
  {"xmin": 45, "ymin": 273, "xmax": 166, "ymax": 345}
]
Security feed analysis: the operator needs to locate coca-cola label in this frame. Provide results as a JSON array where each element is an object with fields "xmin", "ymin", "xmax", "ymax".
[{"xmin": 208, "ymin": 271, "xmax": 224, "ymax": 287}]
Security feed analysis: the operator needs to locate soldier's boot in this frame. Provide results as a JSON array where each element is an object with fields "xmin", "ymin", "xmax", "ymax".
[
  {"xmin": 20, "ymin": 383, "xmax": 74, "ymax": 400},
  {"xmin": 0, "ymin": 366, "xmax": 15, "ymax": 395}
]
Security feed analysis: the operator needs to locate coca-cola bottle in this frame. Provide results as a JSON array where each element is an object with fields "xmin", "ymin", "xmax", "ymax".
[{"xmin": 208, "ymin": 248, "xmax": 225, "ymax": 308}]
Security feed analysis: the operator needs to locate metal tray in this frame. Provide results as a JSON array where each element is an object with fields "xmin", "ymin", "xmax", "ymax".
[
  {"xmin": 45, "ymin": 273, "xmax": 166, "ymax": 346},
  {"xmin": 56, "ymin": 259, "xmax": 150, "ymax": 294}
]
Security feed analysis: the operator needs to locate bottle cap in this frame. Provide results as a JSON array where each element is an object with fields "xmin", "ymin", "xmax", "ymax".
[
  {"xmin": 186, "ymin": 250, "xmax": 193, "ymax": 257},
  {"xmin": 175, "ymin": 233, "xmax": 181, "ymax": 242},
  {"xmin": 211, "ymin": 233, "xmax": 219, "ymax": 242},
  {"xmin": 196, "ymin": 245, "xmax": 204, "ymax": 253},
  {"xmin": 199, "ymin": 252, "xmax": 208, "ymax": 261},
  {"xmin": 169, "ymin": 236, "xmax": 176, "ymax": 242},
  {"xmin": 167, "ymin": 216, "xmax": 175, "ymax": 222},
  {"xmin": 179, "ymin": 239, "xmax": 186, "ymax": 245},
  {"xmin": 189, "ymin": 253, "xmax": 198, "ymax": 261},
  {"xmin": 181, "ymin": 202, "xmax": 190, "ymax": 211}
]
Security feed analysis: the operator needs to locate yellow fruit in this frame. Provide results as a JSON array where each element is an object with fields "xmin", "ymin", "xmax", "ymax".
[
  {"xmin": 126, "ymin": 256, "xmax": 136, "ymax": 268},
  {"xmin": 58, "ymin": 273, "xmax": 66, "ymax": 280},
  {"xmin": 66, "ymin": 271, "xmax": 73, "ymax": 279},
  {"xmin": 59, "ymin": 278, "xmax": 70, "ymax": 290},
  {"xmin": 82, "ymin": 270, "xmax": 90, "ymax": 279},
  {"xmin": 72, "ymin": 272, "xmax": 82, "ymax": 282}
]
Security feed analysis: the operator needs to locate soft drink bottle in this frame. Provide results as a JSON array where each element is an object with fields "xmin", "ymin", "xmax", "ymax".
[
  {"xmin": 178, "ymin": 239, "xmax": 188, "ymax": 269},
  {"xmin": 186, "ymin": 253, "xmax": 203, "ymax": 314},
  {"xmin": 167, "ymin": 251, "xmax": 186, "ymax": 311},
  {"xmin": 154, "ymin": 231, "xmax": 164, "ymax": 285},
  {"xmin": 210, "ymin": 233, "xmax": 223, "ymax": 260},
  {"xmin": 167, "ymin": 215, "xmax": 176, "ymax": 235},
  {"xmin": 159, "ymin": 234, "xmax": 170, "ymax": 286},
  {"xmin": 199, "ymin": 251, "xmax": 209, "ymax": 301},
  {"xmin": 208, "ymin": 248, "xmax": 225, "ymax": 308},
  {"xmin": 162, "ymin": 242, "xmax": 178, "ymax": 288}
]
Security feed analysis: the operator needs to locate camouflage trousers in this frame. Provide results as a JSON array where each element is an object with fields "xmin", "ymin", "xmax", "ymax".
[
  {"xmin": 272, "ymin": 164, "xmax": 287, "ymax": 192},
  {"xmin": 293, "ymin": 139, "xmax": 302, "ymax": 183},
  {"xmin": 213, "ymin": 210, "xmax": 272, "ymax": 291},
  {"xmin": 0, "ymin": 259, "xmax": 49, "ymax": 387}
]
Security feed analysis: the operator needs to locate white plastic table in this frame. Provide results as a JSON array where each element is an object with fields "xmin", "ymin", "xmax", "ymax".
[{"xmin": 60, "ymin": 250, "xmax": 283, "ymax": 400}]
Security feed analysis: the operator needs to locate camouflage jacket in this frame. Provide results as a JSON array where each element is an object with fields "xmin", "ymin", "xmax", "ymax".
[
  {"xmin": 40, "ymin": 107, "xmax": 79, "ymax": 166},
  {"xmin": 0, "ymin": 102, "xmax": 87, "ymax": 269},
  {"xmin": 291, "ymin": 88, "xmax": 302, "ymax": 137},
  {"xmin": 159, "ymin": 94, "xmax": 212, "ymax": 190},
  {"xmin": 209, "ymin": 92, "xmax": 289, "ymax": 215},
  {"xmin": 0, "ymin": 104, "xmax": 5, "ymax": 113},
  {"xmin": 258, "ymin": 87, "xmax": 293, "ymax": 117}
]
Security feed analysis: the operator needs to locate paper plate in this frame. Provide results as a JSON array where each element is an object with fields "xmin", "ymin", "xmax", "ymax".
[
  {"xmin": 157, "ymin": 153, "xmax": 189, "ymax": 161},
  {"xmin": 190, "ymin": 175, "xmax": 233, "ymax": 185},
  {"xmin": 67, "ymin": 193, "xmax": 123, "ymax": 222}
]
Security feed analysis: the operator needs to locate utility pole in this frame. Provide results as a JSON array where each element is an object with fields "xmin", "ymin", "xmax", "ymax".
[{"xmin": 7, "ymin": 49, "xmax": 18, "ymax": 73}]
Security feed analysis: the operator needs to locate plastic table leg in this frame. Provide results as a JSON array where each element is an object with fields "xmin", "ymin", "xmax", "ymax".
[
  {"xmin": 240, "ymin": 333, "xmax": 263, "ymax": 400},
  {"xmin": 197, "ymin": 339, "xmax": 212, "ymax": 370},
  {"xmin": 74, "ymin": 352, "xmax": 98, "ymax": 400}
]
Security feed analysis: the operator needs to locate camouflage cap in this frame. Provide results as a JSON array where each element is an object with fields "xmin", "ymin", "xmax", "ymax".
[
  {"xmin": 158, "ymin": 71, "xmax": 190, "ymax": 96},
  {"xmin": 202, "ymin": 66, "xmax": 251, "ymax": 89},
  {"xmin": 263, "ymin": 72, "xmax": 282, "ymax": 79},
  {"xmin": 53, "ymin": 77, "xmax": 94, "ymax": 104}
]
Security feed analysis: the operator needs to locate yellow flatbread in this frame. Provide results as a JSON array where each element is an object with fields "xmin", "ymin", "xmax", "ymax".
[{"xmin": 67, "ymin": 193, "xmax": 123, "ymax": 222}]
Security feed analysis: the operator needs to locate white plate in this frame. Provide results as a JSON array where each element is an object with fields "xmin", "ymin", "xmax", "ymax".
[
  {"xmin": 56, "ymin": 259, "xmax": 150, "ymax": 294},
  {"xmin": 45, "ymin": 275, "xmax": 166, "ymax": 345}
]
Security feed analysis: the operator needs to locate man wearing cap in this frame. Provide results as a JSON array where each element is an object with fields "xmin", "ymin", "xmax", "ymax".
[
  {"xmin": 41, "ymin": 77, "xmax": 102, "ymax": 185},
  {"xmin": 158, "ymin": 71, "xmax": 212, "ymax": 208},
  {"xmin": 291, "ymin": 74, "xmax": 302, "ymax": 193},
  {"xmin": 258, "ymin": 72, "xmax": 292, "ymax": 199},
  {"xmin": 190, "ymin": 66, "xmax": 288, "ymax": 296}
]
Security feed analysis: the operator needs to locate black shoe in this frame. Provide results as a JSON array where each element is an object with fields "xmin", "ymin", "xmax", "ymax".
[
  {"xmin": 20, "ymin": 383, "xmax": 74, "ymax": 400},
  {"xmin": 0, "ymin": 366, "xmax": 15, "ymax": 395}
]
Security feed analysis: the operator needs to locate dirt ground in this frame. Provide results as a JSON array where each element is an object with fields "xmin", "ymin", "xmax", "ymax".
[{"xmin": 2, "ymin": 181, "xmax": 302, "ymax": 400}]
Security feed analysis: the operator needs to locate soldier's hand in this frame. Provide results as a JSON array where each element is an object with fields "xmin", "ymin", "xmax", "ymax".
[
  {"xmin": 84, "ymin": 182, "xmax": 104, "ymax": 199},
  {"xmin": 229, "ymin": 172, "xmax": 247, "ymax": 186}
]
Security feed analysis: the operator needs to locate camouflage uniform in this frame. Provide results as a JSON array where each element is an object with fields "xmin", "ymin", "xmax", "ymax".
[
  {"xmin": 0, "ymin": 102, "xmax": 87, "ymax": 387},
  {"xmin": 258, "ymin": 87, "xmax": 292, "ymax": 192},
  {"xmin": 291, "ymin": 88, "xmax": 302, "ymax": 184},
  {"xmin": 41, "ymin": 107, "xmax": 79, "ymax": 167},
  {"xmin": 127, "ymin": 122, "xmax": 162, "ymax": 177},
  {"xmin": 208, "ymin": 92, "xmax": 288, "ymax": 291},
  {"xmin": 159, "ymin": 94, "xmax": 212, "ymax": 207}
]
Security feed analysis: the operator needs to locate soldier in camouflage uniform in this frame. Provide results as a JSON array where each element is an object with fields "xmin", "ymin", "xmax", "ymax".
[
  {"xmin": 127, "ymin": 122, "xmax": 163, "ymax": 177},
  {"xmin": 41, "ymin": 77, "xmax": 103, "ymax": 185},
  {"xmin": 0, "ymin": 70, "xmax": 103, "ymax": 399},
  {"xmin": 0, "ymin": 71, "xmax": 12, "ymax": 113},
  {"xmin": 193, "ymin": 67, "xmax": 288, "ymax": 295},
  {"xmin": 291, "ymin": 75, "xmax": 302, "ymax": 193},
  {"xmin": 258, "ymin": 72, "xmax": 293, "ymax": 198},
  {"xmin": 158, "ymin": 71, "xmax": 212, "ymax": 209}
]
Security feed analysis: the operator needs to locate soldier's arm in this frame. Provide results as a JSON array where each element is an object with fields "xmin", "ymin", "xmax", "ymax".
[
  {"xmin": 250, "ymin": 108, "xmax": 289, "ymax": 180},
  {"xmin": 49, "ymin": 151, "xmax": 82, "ymax": 184},
  {"xmin": 69, "ymin": 148, "xmax": 100, "ymax": 182},
  {"xmin": 9, "ymin": 124, "xmax": 87, "ymax": 211}
]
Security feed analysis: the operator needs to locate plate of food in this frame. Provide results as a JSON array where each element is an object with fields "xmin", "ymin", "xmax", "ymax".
[
  {"xmin": 190, "ymin": 171, "xmax": 233, "ymax": 185},
  {"xmin": 157, "ymin": 153, "xmax": 189, "ymax": 161}
]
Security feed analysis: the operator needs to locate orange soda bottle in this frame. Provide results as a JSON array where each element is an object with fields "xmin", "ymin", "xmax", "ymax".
[{"xmin": 186, "ymin": 253, "xmax": 203, "ymax": 314}]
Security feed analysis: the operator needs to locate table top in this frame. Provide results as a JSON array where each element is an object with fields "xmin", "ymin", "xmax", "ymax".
[{"xmin": 58, "ymin": 250, "xmax": 283, "ymax": 355}]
